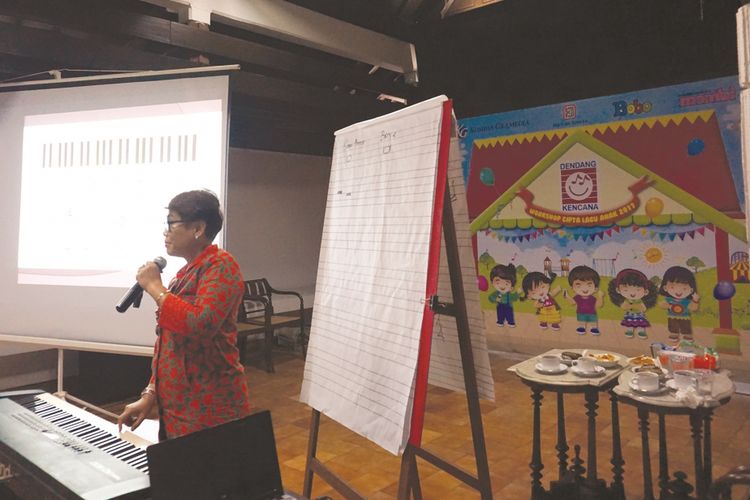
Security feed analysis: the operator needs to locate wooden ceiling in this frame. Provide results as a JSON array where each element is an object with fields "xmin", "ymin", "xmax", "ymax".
[
  {"xmin": 0, "ymin": 0, "xmax": 744, "ymax": 156},
  {"xmin": 0, "ymin": 0, "xmax": 430, "ymax": 155}
]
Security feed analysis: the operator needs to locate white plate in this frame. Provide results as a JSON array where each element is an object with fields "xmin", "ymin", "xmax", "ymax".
[
  {"xmin": 535, "ymin": 363, "xmax": 568, "ymax": 375},
  {"xmin": 629, "ymin": 379, "xmax": 669, "ymax": 395},
  {"xmin": 571, "ymin": 365, "xmax": 606, "ymax": 377},
  {"xmin": 584, "ymin": 355, "xmax": 621, "ymax": 368}
]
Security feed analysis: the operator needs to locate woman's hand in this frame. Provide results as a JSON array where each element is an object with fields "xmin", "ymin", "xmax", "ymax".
[
  {"xmin": 136, "ymin": 261, "xmax": 167, "ymax": 302},
  {"xmin": 117, "ymin": 394, "xmax": 157, "ymax": 432},
  {"xmin": 136, "ymin": 261, "xmax": 163, "ymax": 292}
]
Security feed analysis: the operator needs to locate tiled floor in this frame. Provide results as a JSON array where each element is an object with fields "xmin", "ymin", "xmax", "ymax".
[
  {"xmin": 232, "ymin": 351, "xmax": 750, "ymax": 499},
  {"xmin": 4, "ymin": 347, "xmax": 747, "ymax": 499}
]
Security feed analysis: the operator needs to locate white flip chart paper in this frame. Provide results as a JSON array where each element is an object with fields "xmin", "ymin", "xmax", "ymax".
[
  {"xmin": 427, "ymin": 134, "xmax": 496, "ymax": 401},
  {"xmin": 300, "ymin": 97, "xmax": 447, "ymax": 454},
  {"xmin": 300, "ymin": 96, "xmax": 494, "ymax": 455}
]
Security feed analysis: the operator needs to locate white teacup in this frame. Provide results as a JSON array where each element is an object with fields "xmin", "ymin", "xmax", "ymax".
[
  {"xmin": 632, "ymin": 371, "xmax": 660, "ymax": 392},
  {"xmin": 539, "ymin": 354, "xmax": 561, "ymax": 371},
  {"xmin": 573, "ymin": 357, "xmax": 596, "ymax": 373},
  {"xmin": 673, "ymin": 369, "xmax": 696, "ymax": 390}
]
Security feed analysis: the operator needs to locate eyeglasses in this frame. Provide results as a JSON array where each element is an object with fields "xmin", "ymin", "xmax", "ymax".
[{"xmin": 164, "ymin": 220, "xmax": 185, "ymax": 233}]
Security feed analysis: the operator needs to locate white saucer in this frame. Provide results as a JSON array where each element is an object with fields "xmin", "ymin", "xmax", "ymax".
[
  {"xmin": 571, "ymin": 365, "xmax": 605, "ymax": 377},
  {"xmin": 535, "ymin": 363, "xmax": 568, "ymax": 375},
  {"xmin": 629, "ymin": 379, "xmax": 669, "ymax": 395}
]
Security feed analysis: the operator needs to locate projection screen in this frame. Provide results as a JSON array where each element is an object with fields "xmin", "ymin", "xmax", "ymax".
[{"xmin": 0, "ymin": 67, "xmax": 233, "ymax": 354}]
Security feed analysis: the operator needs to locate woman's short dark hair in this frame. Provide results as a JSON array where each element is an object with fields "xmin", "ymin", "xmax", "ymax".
[{"xmin": 168, "ymin": 189, "xmax": 223, "ymax": 241}]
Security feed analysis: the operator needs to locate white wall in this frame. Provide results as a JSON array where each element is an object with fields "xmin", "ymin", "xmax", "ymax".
[{"xmin": 226, "ymin": 147, "xmax": 331, "ymax": 310}]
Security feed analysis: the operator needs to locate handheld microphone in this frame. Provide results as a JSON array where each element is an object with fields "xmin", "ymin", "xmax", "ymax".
[{"xmin": 115, "ymin": 257, "xmax": 167, "ymax": 313}]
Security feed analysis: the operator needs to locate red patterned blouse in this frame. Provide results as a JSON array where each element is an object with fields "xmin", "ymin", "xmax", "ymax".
[{"xmin": 151, "ymin": 244, "xmax": 251, "ymax": 439}]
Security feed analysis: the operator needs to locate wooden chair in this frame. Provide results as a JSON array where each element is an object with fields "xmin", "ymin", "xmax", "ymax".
[
  {"xmin": 236, "ymin": 278, "xmax": 307, "ymax": 373},
  {"xmin": 709, "ymin": 465, "xmax": 750, "ymax": 500}
]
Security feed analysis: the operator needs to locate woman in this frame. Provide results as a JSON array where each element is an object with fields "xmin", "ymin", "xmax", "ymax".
[{"xmin": 117, "ymin": 189, "xmax": 251, "ymax": 439}]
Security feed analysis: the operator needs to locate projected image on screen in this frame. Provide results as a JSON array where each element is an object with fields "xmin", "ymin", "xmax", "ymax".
[{"xmin": 18, "ymin": 99, "xmax": 224, "ymax": 287}]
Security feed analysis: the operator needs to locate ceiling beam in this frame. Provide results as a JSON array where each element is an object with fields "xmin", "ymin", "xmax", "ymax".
[
  {"xmin": 0, "ymin": 2, "xmax": 414, "ymax": 100},
  {"xmin": 0, "ymin": 14, "xmax": 399, "ymax": 116},
  {"xmin": 0, "ymin": 18, "xmax": 194, "ymax": 73},
  {"xmin": 142, "ymin": 0, "xmax": 418, "ymax": 80},
  {"xmin": 119, "ymin": 10, "xmax": 413, "ymax": 98}
]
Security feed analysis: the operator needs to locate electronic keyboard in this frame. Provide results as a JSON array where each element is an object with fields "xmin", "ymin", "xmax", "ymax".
[{"xmin": 0, "ymin": 391, "xmax": 150, "ymax": 499}]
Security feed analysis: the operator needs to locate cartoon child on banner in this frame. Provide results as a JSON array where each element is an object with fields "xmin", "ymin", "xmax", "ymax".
[
  {"xmin": 563, "ymin": 265, "xmax": 604, "ymax": 336},
  {"xmin": 488, "ymin": 263, "xmax": 520, "ymax": 328},
  {"xmin": 608, "ymin": 268, "xmax": 658, "ymax": 340},
  {"xmin": 658, "ymin": 266, "xmax": 700, "ymax": 344},
  {"xmin": 521, "ymin": 271, "xmax": 561, "ymax": 330}
]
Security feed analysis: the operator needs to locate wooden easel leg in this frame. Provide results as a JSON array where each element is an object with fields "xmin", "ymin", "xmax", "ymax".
[
  {"xmin": 397, "ymin": 444, "xmax": 422, "ymax": 500},
  {"xmin": 409, "ymin": 456, "xmax": 423, "ymax": 500},
  {"xmin": 440, "ymin": 185, "xmax": 493, "ymax": 500},
  {"xmin": 303, "ymin": 409, "xmax": 321, "ymax": 499},
  {"xmin": 302, "ymin": 409, "xmax": 366, "ymax": 500}
]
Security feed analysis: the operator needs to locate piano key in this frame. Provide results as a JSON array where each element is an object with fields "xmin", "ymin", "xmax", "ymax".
[
  {"xmin": 103, "ymin": 441, "xmax": 131, "ymax": 454},
  {"xmin": 50, "ymin": 414, "xmax": 78, "ymax": 426},
  {"xmin": 118, "ymin": 448, "xmax": 143, "ymax": 461},
  {"xmin": 60, "ymin": 421, "xmax": 90, "ymax": 433},
  {"xmin": 93, "ymin": 436, "xmax": 119, "ymax": 448},
  {"xmin": 129, "ymin": 457, "xmax": 148, "ymax": 468},
  {"xmin": 35, "ymin": 407, "xmax": 61, "ymax": 418},
  {"xmin": 75, "ymin": 427, "xmax": 101, "ymax": 439}
]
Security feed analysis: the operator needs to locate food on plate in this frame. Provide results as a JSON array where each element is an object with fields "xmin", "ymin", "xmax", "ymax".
[
  {"xmin": 588, "ymin": 352, "xmax": 616, "ymax": 362},
  {"xmin": 583, "ymin": 351, "xmax": 621, "ymax": 368},
  {"xmin": 561, "ymin": 351, "xmax": 582, "ymax": 361},
  {"xmin": 632, "ymin": 364, "xmax": 667, "ymax": 379},
  {"xmin": 628, "ymin": 355, "xmax": 656, "ymax": 367}
]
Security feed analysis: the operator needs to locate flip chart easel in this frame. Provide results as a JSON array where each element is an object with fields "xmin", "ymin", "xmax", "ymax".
[
  {"xmin": 300, "ymin": 97, "xmax": 491, "ymax": 499},
  {"xmin": 396, "ymin": 180, "xmax": 492, "ymax": 499}
]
